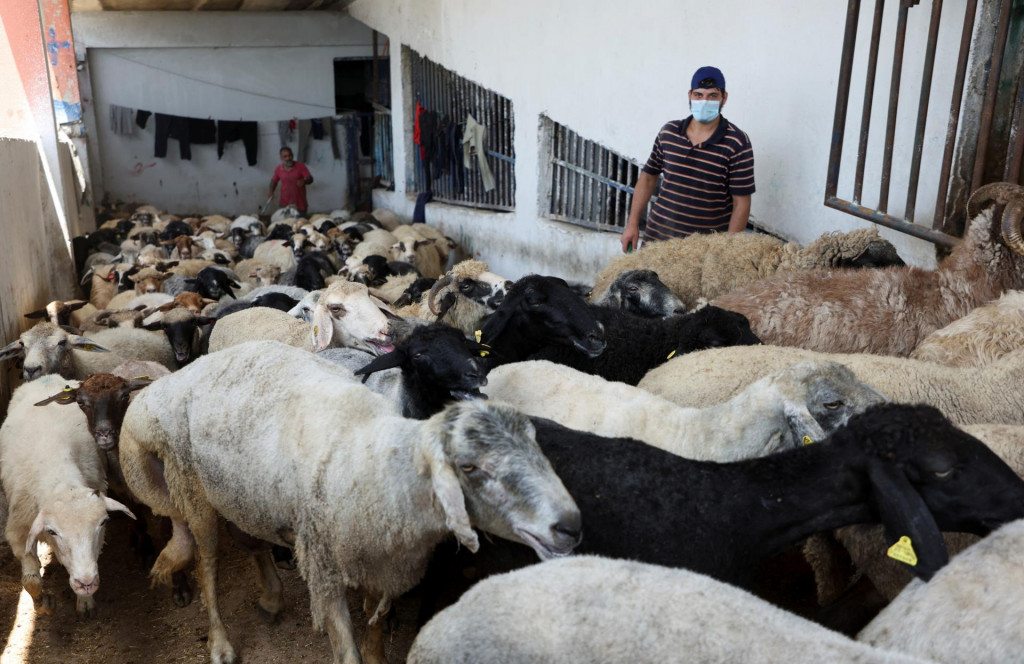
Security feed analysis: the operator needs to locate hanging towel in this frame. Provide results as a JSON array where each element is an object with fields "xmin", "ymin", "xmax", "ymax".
[
  {"xmin": 110, "ymin": 105, "xmax": 135, "ymax": 135},
  {"xmin": 217, "ymin": 120, "xmax": 259, "ymax": 166},
  {"xmin": 278, "ymin": 120, "xmax": 293, "ymax": 147},
  {"xmin": 462, "ymin": 113, "xmax": 496, "ymax": 192}
]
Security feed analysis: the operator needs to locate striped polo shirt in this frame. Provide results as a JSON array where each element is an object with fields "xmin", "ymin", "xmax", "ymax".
[{"xmin": 641, "ymin": 116, "xmax": 755, "ymax": 242}]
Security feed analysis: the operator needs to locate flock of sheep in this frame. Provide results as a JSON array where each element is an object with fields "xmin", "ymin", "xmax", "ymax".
[{"xmin": 1, "ymin": 181, "xmax": 1024, "ymax": 664}]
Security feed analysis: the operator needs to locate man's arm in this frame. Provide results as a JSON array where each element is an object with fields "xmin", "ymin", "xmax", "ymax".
[
  {"xmin": 728, "ymin": 194, "xmax": 751, "ymax": 233},
  {"xmin": 621, "ymin": 171, "xmax": 659, "ymax": 252}
]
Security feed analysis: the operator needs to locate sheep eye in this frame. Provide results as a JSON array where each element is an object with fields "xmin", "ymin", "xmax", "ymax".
[
  {"xmin": 121, "ymin": 393, "xmax": 131, "ymax": 402},
  {"xmin": 460, "ymin": 464, "xmax": 477, "ymax": 473},
  {"xmin": 627, "ymin": 286, "xmax": 640, "ymax": 293},
  {"xmin": 45, "ymin": 528, "xmax": 58, "ymax": 537},
  {"xmin": 824, "ymin": 401, "xmax": 843, "ymax": 410},
  {"xmin": 933, "ymin": 469, "xmax": 953, "ymax": 479}
]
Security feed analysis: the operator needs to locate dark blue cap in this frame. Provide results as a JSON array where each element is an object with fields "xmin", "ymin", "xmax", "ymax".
[{"xmin": 691, "ymin": 66, "xmax": 726, "ymax": 91}]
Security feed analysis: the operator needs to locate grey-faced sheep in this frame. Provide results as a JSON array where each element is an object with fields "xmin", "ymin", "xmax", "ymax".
[
  {"xmin": 402, "ymin": 260, "xmax": 512, "ymax": 337},
  {"xmin": 857, "ymin": 518, "xmax": 1024, "ymax": 664},
  {"xmin": 909, "ymin": 289, "xmax": 1024, "ymax": 367},
  {"xmin": 589, "ymin": 269, "xmax": 684, "ymax": 317},
  {"xmin": 1, "ymin": 374, "xmax": 135, "ymax": 618},
  {"xmin": 119, "ymin": 341, "xmax": 581, "ymax": 664},
  {"xmin": 409, "ymin": 556, "xmax": 929, "ymax": 664},
  {"xmin": 592, "ymin": 226, "xmax": 905, "ymax": 311},
  {"xmin": 483, "ymin": 359, "xmax": 886, "ymax": 460},
  {"xmin": 711, "ymin": 185, "xmax": 1024, "ymax": 355},
  {"xmin": 637, "ymin": 344, "xmax": 1024, "ymax": 426}
]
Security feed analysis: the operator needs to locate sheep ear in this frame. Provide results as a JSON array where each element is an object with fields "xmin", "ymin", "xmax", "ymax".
[
  {"xmin": 311, "ymin": 304, "xmax": 334, "ymax": 351},
  {"xmin": 418, "ymin": 435, "xmax": 478, "ymax": 552},
  {"xmin": 67, "ymin": 301, "xmax": 90, "ymax": 313},
  {"xmin": 354, "ymin": 350, "xmax": 407, "ymax": 384},
  {"xmin": 0, "ymin": 340, "xmax": 26, "ymax": 363},
  {"xmin": 24, "ymin": 513, "xmax": 46, "ymax": 556},
  {"xmin": 80, "ymin": 268, "xmax": 95, "ymax": 285},
  {"xmin": 125, "ymin": 377, "xmax": 154, "ymax": 391},
  {"xmin": 782, "ymin": 402, "xmax": 827, "ymax": 446},
  {"xmin": 24, "ymin": 309, "xmax": 47, "ymax": 319},
  {"xmin": 69, "ymin": 335, "xmax": 112, "ymax": 353},
  {"xmin": 867, "ymin": 459, "xmax": 948, "ymax": 581},
  {"xmin": 104, "ymin": 496, "xmax": 136, "ymax": 520},
  {"xmin": 34, "ymin": 385, "xmax": 80, "ymax": 406}
]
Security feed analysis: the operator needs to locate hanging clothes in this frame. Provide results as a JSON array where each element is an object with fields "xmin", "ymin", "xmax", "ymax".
[
  {"xmin": 110, "ymin": 105, "xmax": 134, "ymax": 135},
  {"xmin": 446, "ymin": 120, "xmax": 465, "ymax": 194},
  {"xmin": 136, "ymin": 109, "xmax": 152, "ymax": 129},
  {"xmin": 278, "ymin": 120, "xmax": 293, "ymax": 148},
  {"xmin": 188, "ymin": 119, "xmax": 217, "ymax": 145},
  {"xmin": 323, "ymin": 116, "xmax": 341, "ymax": 160},
  {"xmin": 297, "ymin": 119, "xmax": 313, "ymax": 162},
  {"xmin": 216, "ymin": 120, "xmax": 259, "ymax": 166},
  {"xmin": 462, "ymin": 113, "xmax": 496, "ymax": 192},
  {"xmin": 154, "ymin": 113, "xmax": 192, "ymax": 159}
]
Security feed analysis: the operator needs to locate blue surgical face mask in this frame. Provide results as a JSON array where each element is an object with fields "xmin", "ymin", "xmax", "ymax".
[{"xmin": 690, "ymin": 99, "xmax": 721, "ymax": 123}]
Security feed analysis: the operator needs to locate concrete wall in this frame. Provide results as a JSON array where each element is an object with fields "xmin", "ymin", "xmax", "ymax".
[
  {"xmin": 72, "ymin": 11, "xmax": 382, "ymax": 213},
  {"xmin": 0, "ymin": 139, "xmax": 79, "ymax": 418},
  {"xmin": 350, "ymin": 0, "xmax": 981, "ymax": 282}
]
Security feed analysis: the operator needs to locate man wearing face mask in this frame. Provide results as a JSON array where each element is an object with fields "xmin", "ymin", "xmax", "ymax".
[{"xmin": 620, "ymin": 66, "xmax": 755, "ymax": 251}]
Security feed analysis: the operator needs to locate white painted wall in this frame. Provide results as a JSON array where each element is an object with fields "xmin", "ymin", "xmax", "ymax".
[
  {"xmin": 350, "ymin": 0, "xmax": 982, "ymax": 282},
  {"xmin": 72, "ymin": 11, "xmax": 381, "ymax": 213}
]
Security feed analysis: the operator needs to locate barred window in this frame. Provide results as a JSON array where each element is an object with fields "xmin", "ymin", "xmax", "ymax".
[
  {"xmin": 541, "ymin": 115, "xmax": 646, "ymax": 232},
  {"xmin": 373, "ymin": 109, "xmax": 394, "ymax": 190},
  {"xmin": 405, "ymin": 47, "xmax": 515, "ymax": 211}
]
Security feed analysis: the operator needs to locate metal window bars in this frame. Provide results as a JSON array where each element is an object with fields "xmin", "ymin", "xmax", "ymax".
[
  {"xmin": 373, "ymin": 109, "xmax": 394, "ymax": 189},
  {"xmin": 826, "ymin": 0, "xmax": 1024, "ymax": 248},
  {"xmin": 407, "ymin": 48, "xmax": 515, "ymax": 211},
  {"xmin": 543, "ymin": 116, "xmax": 645, "ymax": 233}
]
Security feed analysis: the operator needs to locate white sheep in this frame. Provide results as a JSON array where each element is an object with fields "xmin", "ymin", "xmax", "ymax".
[
  {"xmin": 252, "ymin": 239, "xmax": 297, "ymax": 271},
  {"xmin": 208, "ymin": 280, "xmax": 395, "ymax": 355},
  {"xmin": 909, "ymin": 290, "xmax": 1024, "ymax": 367},
  {"xmin": 857, "ymin": 518, "xmax": 1024, "ymax": 663},
  {"xmin": 637, "ymin": 345, "xmax": 1024, "ymax": 425},
  {"xmin": 119, "ymin": 340, "xmax": 581, "ymax": 664},
  {"xmin": 0, "ymin": 374, "xmax": 135, "ymax": 617},
  {"xmin": 408, "ymin": 556, "xmax": 928, "ymax": 664},
  {"xmin": 483, "ymin": 359, "xmax": 887, "ymax": 461},
  {"xmin": 0, "ymin": 322, "xmax": 177, "ymax": 381}
]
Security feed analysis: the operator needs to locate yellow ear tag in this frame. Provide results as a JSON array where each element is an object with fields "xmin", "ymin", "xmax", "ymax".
[
  {"xmin": 803, "ymin": 436, "xmax": 814, "ymax": 446},
  {"xmin": 475, "ymin": 330, "xmax": 483, "ymax": 343},
  {"xmin": 313, "ymin": 325, "xmax": 319, "ymax": 337},
  {"xmin": 63, "ymin": 385, "xmax": 73, "ymax": 392},
  {"xmin": 666, "ymin": 350, "xmax": 677, "ymax": 360},
  {"xmin": 887, "ymin": 536, "xmax": 918, "ymax": 566},
  {"xmin": 83, "ymin": 344, "xmax": 97, "ymax": 351},
  {"xmin": 134, "ymin": 375, "xmax": 150, "ymax": 380}
]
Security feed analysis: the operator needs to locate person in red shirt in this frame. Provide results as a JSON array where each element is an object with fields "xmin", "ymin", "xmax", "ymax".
[{"xmin": 268, "ymin": 147, "xmax": 314, "ymax": 215}]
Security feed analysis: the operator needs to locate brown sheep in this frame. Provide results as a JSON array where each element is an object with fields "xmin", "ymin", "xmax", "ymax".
[{"xmin": 711, "ymin": 183, "xmax": 1024, "ymax": 356}]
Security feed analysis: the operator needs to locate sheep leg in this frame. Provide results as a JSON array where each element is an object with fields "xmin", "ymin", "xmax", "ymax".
[
  {"xmin": 318, "ymin": 592, "xmax": 362, "ymax": 664},
  {"xmin": 20, "ymin": 549, "xmax": 54, "ymax": 615},
  {"xmin": 360, "ymin": 594, "xmax": 390, "ymax": 664},
  {"xmin": 76, "ymin": 594, "xmax": 97, "ymax": 619},
  {"xmin": 252, "ymin": 549, "xmax": 284, "ymax": 624},
  {"xmin": 151, "ymin": 517, "xmax": 195, "ymax": 593},
  {"xmin": 191, "ymin": 508, "xmax": 236, "ymax": 664}
]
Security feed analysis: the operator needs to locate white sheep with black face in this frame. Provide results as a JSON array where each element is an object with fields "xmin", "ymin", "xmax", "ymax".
[
  {"xmin": 1, "ymin": 374, "xmax": 135, "ymax": 618},
  {"xmin": 118, "ymin": 341, "xmax": 580, "ymax": 664},
  {"xmin": 396, "ymin": 260, "xmax": 513, "ymax": 337}
]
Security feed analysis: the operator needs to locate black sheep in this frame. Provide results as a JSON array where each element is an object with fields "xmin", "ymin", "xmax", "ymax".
[
  {"xmin": 478, "ymin": 275, "xmax": 606, "ymax": 368},
  {"xmin": 186, "ymin": 266, "xmax": 241, "ymax": 300},
  {"xmin": 529, "ymin": 304, "xmax": 761, "ymax": 385},
  {"xmin": 320, "ymin": 323, "xmax": 490, "ymax": 419},
  {"xmin": 417, "ymin": 403, "xmax": 1024, "ymax": 621}
]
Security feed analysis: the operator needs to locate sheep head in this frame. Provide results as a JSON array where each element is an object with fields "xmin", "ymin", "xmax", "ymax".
[
  {"xmin": 24, "ymin": 300, "xmax": 90, "ymax": 326},
  {"xmin": 34, "ymin": 372, "xmax": 153, "ymax": 451},
  {"xmin": 311, "ymin": 281, "xmax": 398, "ymax": 354},
  {"xmin": 0, "ymin": 323, "xmax": 110, "ymax": 381},
  {"xmin": 428, "ymin": 261, "xmax": 513, "ymax": 318}
]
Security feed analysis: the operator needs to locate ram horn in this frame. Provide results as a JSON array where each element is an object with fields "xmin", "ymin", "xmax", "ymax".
[
  {"xmin": 1000, "ymin": 196, "xmax": 1024, "ymax": 256},
  {"xmin": 966, "ymin": 182, "xmax": 1024, "ymax": 219},
  {"xmin": 427, "ymin": 274, "xmax": 456, "ymax": 316}
]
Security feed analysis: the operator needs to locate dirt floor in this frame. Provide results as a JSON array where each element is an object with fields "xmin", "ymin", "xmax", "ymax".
[{"xmin": 0, "ymin": 518, "xmax": 419, "ymax": 664}]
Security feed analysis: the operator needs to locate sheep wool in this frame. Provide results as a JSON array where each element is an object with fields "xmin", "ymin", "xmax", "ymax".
[
  {"xmin": 910, "ymin": 290, "xmax": 1024, "ymax": 367},
  {"xmin": 858, "ymin": 518, "xmax": 1024, "ymax": 664},
  {"xmin": 408, "ymin": 556, "xmax": 929, "ymax": 664}
]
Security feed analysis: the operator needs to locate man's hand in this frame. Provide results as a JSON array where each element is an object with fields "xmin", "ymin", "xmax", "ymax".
[
  {"xmin": 296, "ymin": 179, "xmax": 305, "ymax": 188},
  {"xmin": 620, "ymin": 225, "xmax": 639, "ymax": 253}
]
